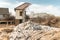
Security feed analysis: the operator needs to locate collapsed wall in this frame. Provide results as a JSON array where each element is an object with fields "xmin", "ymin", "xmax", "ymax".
[{"xmin": 9, "ymin": 21, "xmax": 60, "ymax": 40}]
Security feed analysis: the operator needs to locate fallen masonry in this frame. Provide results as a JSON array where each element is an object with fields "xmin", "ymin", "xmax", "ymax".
[{"xmin": 9, "ymin": 21, "xmax": 60, "ymax": 40}]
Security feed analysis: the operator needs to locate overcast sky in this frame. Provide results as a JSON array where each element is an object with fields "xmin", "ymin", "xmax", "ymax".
[{"xmin": 0, "ymin": 0, "xmax": 60, "ymax": 16}]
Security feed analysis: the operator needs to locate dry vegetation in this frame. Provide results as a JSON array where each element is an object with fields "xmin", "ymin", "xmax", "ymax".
[{"xmin": 30, "ymin": 13, "xmax": 60, "ymax": 28}]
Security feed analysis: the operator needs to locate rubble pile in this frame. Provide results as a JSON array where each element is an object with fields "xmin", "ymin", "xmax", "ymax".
[{"xmin": 9, "ymin": 21, "xmax": 60, "ymax": 40}]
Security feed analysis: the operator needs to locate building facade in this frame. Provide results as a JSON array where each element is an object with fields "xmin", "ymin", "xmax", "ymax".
[{"xmin": 0, "ymin": 8, "xmax": 15, "ymax": 25}]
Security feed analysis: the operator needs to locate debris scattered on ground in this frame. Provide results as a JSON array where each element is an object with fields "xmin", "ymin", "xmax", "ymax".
[{"xmin": 9, "ymin": 21, "xmax": 60, "ymax": 40}]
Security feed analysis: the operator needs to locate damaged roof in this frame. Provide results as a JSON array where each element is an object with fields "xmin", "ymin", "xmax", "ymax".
[{"xmin": 15, "ymin": 2, "xmax": 31, "ymax": 10}]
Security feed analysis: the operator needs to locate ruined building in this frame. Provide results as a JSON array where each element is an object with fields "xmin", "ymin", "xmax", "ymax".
[{"xmin": 15, "ymin": 2, "xmax": 31, "ymax": 25}]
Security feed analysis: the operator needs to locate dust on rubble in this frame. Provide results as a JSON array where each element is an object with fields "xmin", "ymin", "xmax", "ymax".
[{"xmin": 9, "ymin": 21, "xmax": 60, "ymax": 40}]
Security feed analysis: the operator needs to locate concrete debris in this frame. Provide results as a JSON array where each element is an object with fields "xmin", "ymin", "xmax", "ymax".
[{"xmin": 9, "ymin": 21, "xmax": 60, "ymax": 40}]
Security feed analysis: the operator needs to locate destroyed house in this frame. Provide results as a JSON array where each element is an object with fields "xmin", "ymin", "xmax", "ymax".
[{"xmin": 15, "ymin": 2, "xmax": 31, "ymax": 25}]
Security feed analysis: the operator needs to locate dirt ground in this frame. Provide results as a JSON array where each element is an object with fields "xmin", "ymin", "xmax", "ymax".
[{"xmin": 0, "ymin": 24, "xmax": 15, "ymax": 40}]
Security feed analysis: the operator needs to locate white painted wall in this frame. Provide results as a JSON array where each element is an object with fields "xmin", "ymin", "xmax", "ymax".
[{"xmin": 15, "ymin": 10, "xmax": 23, "ymax": 19}]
